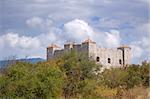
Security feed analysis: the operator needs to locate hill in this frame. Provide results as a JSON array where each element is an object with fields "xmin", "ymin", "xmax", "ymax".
[{"xmin": 0, "ymin": 58, "xmax": 45, "ymax": 68}]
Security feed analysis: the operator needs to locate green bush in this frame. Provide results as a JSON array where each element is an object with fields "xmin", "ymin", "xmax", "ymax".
[
  {"xmin": 100, "ymin": 63, "xmax": 149, "ymax": 89},
  {"xmin": 0, "ymin": 51, "xmax": 149, "ymax": 98},
  {"xmin": 0, "ymin": 62, "xmax": 64, "ymax": 98}
]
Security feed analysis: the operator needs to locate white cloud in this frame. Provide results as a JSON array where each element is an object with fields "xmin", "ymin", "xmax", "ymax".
[
  {"xmin": 130, "ymin": 35, "xmax": 150, "ymax": 63},
  {"xmin": 98, "ymin": 17, "xmax": 121, "ymax": 28},
  {"xmin": 26, "ymin": 16, "xmax": 44, "ymax": 28},
  {"xmin": 64, "ymin": 19, "xmax": 147, "ymax": 63},
  {"xmin": 64, "ymin": 19, "xmax": 121, "ymax": 47},
  {"xmin": 1, "ymin": 19, "xmax": 122, "ymax": 60},
  {"xmin": 33, "ymin": 0, "xmax": 49, "ymax": 3},
  {"xmin": 1, "ymin": 17, "xmax": 149, "ymax": 63},
  {"xmin": 138, "ymin": 23, "xmax": 150, "ymax": 36},
  {"xmin": 130, "ymin": 44, "xmax": 143, "ymax": 58},
  {"xmin": 0, "ymin": 29, "xmax": 64, "ymax": 59},
  {"xmin": 0, "ymin": 37, "xmax": 4, "ymax": 49},
  {"xmin": 138, "ymin": 0, "xmax": 150, "ymax": 3},
  {"xmin": 37, "ymin": 32, "xmax": 59, "ymax": 47},
  {"xmin": 1, "ymin": 0, "xmax": 149, "ymax": 64},
  {"xmin": 2, "ymin": 32, "xmax": 40, "ymax": 49},
  {"xmin": 130, "ymin": 44, "xmax": 143, "ymax": 64},
  {"xmin": 142, "ymin": 37, "xmax": 150, "ymax": 48},
  {"xmin": 0, "ymin": 32, "xmax": 43, "ymax": 59},
  {"xmin": 105, "ymin": 30, "xmax": 121, "ymax": 47},
  {"xmin": 64, "ymin": 19, "xmax": 94, "ymax": 42},
  {"xmin": 26, "ymin": 16, "xmax": 53, "ymax": 30}
]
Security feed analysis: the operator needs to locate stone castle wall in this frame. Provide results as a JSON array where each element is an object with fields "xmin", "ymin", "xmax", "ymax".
[{"xmin": 47, "ymin": 39, "xmax": 131, "ymax": 68}]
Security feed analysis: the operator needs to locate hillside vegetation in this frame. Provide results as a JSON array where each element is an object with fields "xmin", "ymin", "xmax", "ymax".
[{"xmin": 0, "ymin": 51, "xmax": 149, "ymax": 99}]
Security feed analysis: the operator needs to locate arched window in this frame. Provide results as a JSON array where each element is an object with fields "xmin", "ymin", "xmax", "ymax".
[
  {"xmin": 119, "ymin": 59, "xmax": 122, "ymax": 64},
  {"xmin": 108, "ymin": 58, "xmax": 111, "ymax": 63},
  {"xmin": 96, "ymin": 57, "xmax": 100, "ymax": 62}
]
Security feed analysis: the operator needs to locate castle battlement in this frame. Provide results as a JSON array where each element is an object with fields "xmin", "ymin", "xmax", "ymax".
[{"xmin": 47, "ymin": 39, "xmax": 131, "ymax": 68}]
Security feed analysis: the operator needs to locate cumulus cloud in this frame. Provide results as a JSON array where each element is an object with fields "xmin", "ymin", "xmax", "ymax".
[
  {"xmin": 130, "ymin": 36, "xmax": 150, "ymax": 63},
  {"xmin": 64, "ymin": 19, "xmax": 95, "ymax": 42},
  {"xmin": 0, "ymin": 32, "xmax": 43, "ymax": 59},
  {"xmin": 0, "ymin": 29, "xmax": 62, "ymax": 60},
  {"xmin": 137, "ymin": 23, "xmax": 150, "ymax": 37},
  {"xmin": 127, "ymin": 22, "xmax": 150, "ymax": 63},
  {"xmin": 37, "ymin": 32, "xmax": 60, "ymax": 47},
  {"xmin": 130, "ymin": 42, "xmax": 143, "ymax": 58},
  {"xmin": 1, "ymin": 0, "xmax": 149, "ymax": 64},
  {"xmin": 105, "ymin": 30, "xmax": 121, "ymax": 47},
  {"xmin": 63, "ymin": 19, "xmax": 150, "ymax": 63},
  {"xmin": 0, "ymin": 32, "xmax": 61, "ymax": 59},
  {"xmin": 1, "ymin": 17, "xmax": 149, "ymax": 64},
  {"xmin": 64, "ymin": 19, "xmax": 121, "ymax": 48},
  {"xmin": 26, "ymin": 16, "xmax": 53, "ymax": 29},
  {"xmin": 0, "ymin": 19, "xmax": 122, "ymax": 59},
  {"xmin": 26, "ymin": 16, "xmax": 44, "ymax": 28},
  {"xmin": 1, "ymin": 32, "xmax": 40, "ymax": 49},
  {"xmin": 98, "ymin": 18, "xmax": 121, "ymax": 29}
]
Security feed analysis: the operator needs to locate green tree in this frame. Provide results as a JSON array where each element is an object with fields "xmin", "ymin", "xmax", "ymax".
[
  {"xmin": 101, "ymin": 68, "xmax": 128, "ymax": 88},
  {"xmin": 125, "ymin": 64, "xmax": 142, "ymax": 88},
  {"xmin": 0, "ymin": 61, "xmax": 64, "ymax": 99},
  {"xmin": 60, "ymin": 51, "xmax": 101, "ymax": 99},
  {"xmin": 140, "ymin": 62, "xmax": 150, "ymax": 86}
]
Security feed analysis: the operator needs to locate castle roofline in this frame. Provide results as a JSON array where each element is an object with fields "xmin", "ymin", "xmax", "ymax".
[
  {"xmin": 47, "ymin": 44, "xmax": 60, "ymax": 48},
  {"xmin": 118, "ymin": 44, "xmax": 131, "ymax": 49},
  {"xmin": 64, "ymin": 41, "xmax": 75, "ymax": 45},
  {"xmin": 82, "ymin": 38, "xmax": 96, "ymax": 44}
]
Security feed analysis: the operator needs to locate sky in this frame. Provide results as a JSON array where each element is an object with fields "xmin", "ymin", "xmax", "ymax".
[{"xmin": 0, "ymin": 0, "xmax": 149, "ymax": 63}]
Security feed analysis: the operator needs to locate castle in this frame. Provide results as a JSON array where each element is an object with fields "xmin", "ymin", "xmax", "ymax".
[{"xmin": 47, "ymin": 38, "xmax": 131, "ymax": 68}]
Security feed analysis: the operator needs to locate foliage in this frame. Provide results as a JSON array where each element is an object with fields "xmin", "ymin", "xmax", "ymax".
[
  {"xmin": 0, "ymin": 61, "xmax": 64, "ymax": 98},
  {"xmin": 140, "ymin": 61, "xmax": 150, "ymax": 86},
  {"xmin": 0, "ymin": 51, "xmax": 149, "ymax": 99},
  {"xmin": 60, "ymin": 51, "xmax": 100, "ymax": 98},
  {"xmin": 101, "ymin": 68, "xmax": 129, "ymax": 88},
  {"xmin": 101, "ymin": 62, "xmax": 150, "ymax": 89}
]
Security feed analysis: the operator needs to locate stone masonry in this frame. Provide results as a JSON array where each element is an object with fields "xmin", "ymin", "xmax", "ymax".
[{"xmin": 47, "ymin": 38, "xmax": 131, "ymax": 68}]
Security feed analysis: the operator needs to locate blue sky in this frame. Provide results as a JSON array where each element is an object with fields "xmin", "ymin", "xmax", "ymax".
[{"xmin": 0, "ymin": 0, "xmax": 149, "ymax": 63}]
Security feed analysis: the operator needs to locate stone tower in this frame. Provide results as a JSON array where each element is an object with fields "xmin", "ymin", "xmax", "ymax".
[
  {"xmin": 117, "ymin": 45, "xmax": 131, "ymax": 67},
  {"xmin": 81, "ymin": 38, "xmax": 97, "ymax": 59},
  {"xmin": 47, "ymin": 44, "xmax": 61, "ymax": 60},
  {"xmin": 64, "ymin": 42, "xmax": 74, "ymax": 50}
]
